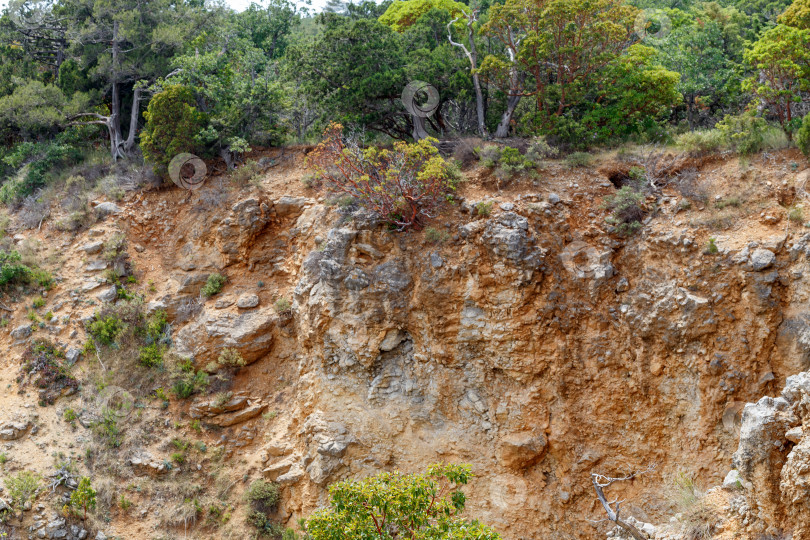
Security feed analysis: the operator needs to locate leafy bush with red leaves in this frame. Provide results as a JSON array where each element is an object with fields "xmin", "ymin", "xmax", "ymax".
[
  {"xmin": 18, "ymin": 339, "xmax": 78, "ymax": 405},
  {"xmin": 308, "ymin": 123, "xmax": 461, "ymax": 231}
]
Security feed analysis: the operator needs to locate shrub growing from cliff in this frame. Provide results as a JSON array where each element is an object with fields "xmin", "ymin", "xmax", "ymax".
[
  {"xmin": 309, "ymin": 123, "xmax": 461, "ymax": 231},
  {"xmin": 302, "ymin": 463, "xmax": 500, "ymax": 539},
  {"xmin": 202, "ymin": 273, "xmax": 227, "ymax": 297}
]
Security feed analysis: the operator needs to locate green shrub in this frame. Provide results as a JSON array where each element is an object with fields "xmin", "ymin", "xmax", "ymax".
[
  {"xmin": 675, "ymin": 129, "xmax": 726, "ymax": 154},
  {"xmin": 19, "ymin": 339, "xmax": 79, "ymax": 405},
  {"xmin": 201, "ymin": 273, "xmax": 227, "ymax": 297},
  {"xmin": 302, "ymin": 464, "xmax": 498, "ymax": 540},
  {"xmin": 246, "ymin": 480, "xmax": 280, "ymax": 512},
  {"xmin": 217, "ymin": 348, "xmax": 246, "ymax": 368},
  {"xmin": 32, "ymin": 296, "xmax": 45, "ymax": 309},
  {"xmin": 172, "ymin": 367, "xmax": 209, "ymax": 399},
  {"xmin": 63, "ymin": 408, "xmax": 78, "ymax": 423},
  {"xmin": 69, "ymin": 477, "xmax": 96, "ymax": 520},
  {"xmin": 789, "ymin": 206, "xmax": 804, "ymax": 223},
  {"xmin": 714, "ymin": 197, "xmax": 741, "ymax": 209},
  {"xmin": 565, "ymin": 152, "xmax": 592, "ymax": 168},
  {"xmin": 424, "ymin": 226, "xmax": 449, "ymax": 244},
  {"xmin": 0, "ymin": 250, "xmax": 51, "ymax": 291},
  {"xmin": 230, "ymin": 160, "xmax": 263, "ymax": 186},
  {"xmin": 704, "ymin": 238, "xmax": 719, "ymax": 255},
  {"xmin": 138, "ymin": 344, "xmax": 164, "ymax": 368},
  {"xmin": 102, "ymin": 233, "xmax": 127, "ymax": 262},
  {"xmin": 5, "ymin": 471, "xmax": 41, "ymax": 514},
  {"xmin": 87, "ymin": 315, "xmax": 124, "ymax": 346},
  {"xmin": 798, "ymin": 113, "xmax": 810, "ymax": 159},
  {"xmin": 171, "ymin": 452, "xmax": 185, "ymax": 465},
  {"xmin": 93, "ymin": 407, "xmax": 122, "ymax": 448},
  {"xmin": 475, "ymin": 201, "xmax": 493, "ymax": 217},
  {"xmin": 140, "ymin": 85, "xmax": 207, "ymax": 177},
  {"xmin": 604, "ymin": 187, "xmax": 645, "ymax": 236},
  {"xmin": 310, "ymin": 124, "xmax": 459, "ymax": 231},
  {"xmin": 274, "ymin": 297, "xmax": 292, "ymax": 314}
]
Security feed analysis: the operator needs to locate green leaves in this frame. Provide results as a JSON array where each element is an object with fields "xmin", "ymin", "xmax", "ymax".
[
  {"xmin": 743, "ymin": 23, "xmax": 810, "ymax": 131},
  {"xmin": 140, "ymin": 85, "xmax": 207, "ymax": 176},
  {"xmin": 303, "ymin": 464, "xmax": 499, "ymax": 540}
]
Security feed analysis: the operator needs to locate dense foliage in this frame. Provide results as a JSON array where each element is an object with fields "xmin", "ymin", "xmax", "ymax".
[
  {"xmin": 309, "ymin": 123, "xmax": 460, "ymax": 230},
  {"xmin": 0, "ymin": 0, "xmax": 806, "ymax": 199},
  {"xmin": 303, "ymin": 463, "xmax": 501, "ymax": 540}
]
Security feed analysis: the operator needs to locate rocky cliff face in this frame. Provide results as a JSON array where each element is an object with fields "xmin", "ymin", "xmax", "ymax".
[
  {"xmin": 142, "ymin": 154, "xmax": 810, "ymax": 538},
  {"xmin": 2, "ymin": 151, "xmax": 810, "ymax": 539}
]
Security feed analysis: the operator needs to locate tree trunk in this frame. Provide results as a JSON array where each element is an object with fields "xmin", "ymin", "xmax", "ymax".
[
  {"xmin": 448, "ymin": 13, "xmax": 488, "ymax": 138},
  {"xmin": 494, "ymin": 92, "xmax": 521, "ymax": 138},
  {"xmin": 466, "ymin": 19, "xmax": 487, "ymax": 138},
  {"xmin": 411, "ymin": 114, "xmax": 429, "ymax": 141},
  {"xmin": 123, "ymin": 86, "xmax": 146, "ymax": 154},
  {"xmin": 109, "ymin": 21, "xmax": 126, "ymax": 161}
]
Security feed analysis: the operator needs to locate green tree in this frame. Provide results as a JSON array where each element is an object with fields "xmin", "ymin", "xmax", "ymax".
[
  {"xmin": 140, "ymin": 85, "xmax": 206, "ymax": 176},
  {"xmin": 480, "ymin": 0, "xmax": 639, "ymax": 137},
  {"xmin": 743, "ymin": 24, "xmax": 810, "ymax": 134},
  {"xmin": 303, "ymin": 464, "xmax": 500, "ymax": 540},
  {"xmin": 286, "ymin": 16, "xmax": 409, "ymax": 139},
  {"xmin": 657, "ymin": 7, "xmax": 744, "ymax": 128},
  {"xmin": 379, "ymin": 0, "xmax": 468, "ymax": 32},
  {"xmin": 64, "ymin": 0, "xmax": 202, "ymax": 160},
  {"xmin": 0, "ymin": 80, "xmax": 65, "ymax": 138},
  {"xmin": 5, "ymin": 471, "xmax": 40, "ymax": 520},
  {"xmin": 69, "ymin": 476, "xmax": 97, "ymax": 520},
  {"xmin": 781, "ymin": 0, "xmax": 810, "ymax": 28},
  {"xmin": 797, "ymin": 112, "xmax": 810, "ymax": 157}
]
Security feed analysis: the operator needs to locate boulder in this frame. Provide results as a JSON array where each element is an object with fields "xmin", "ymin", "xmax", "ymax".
[
  {"xmin": 130, "ymin": 453, "xmax": 169, "ymax": 477},
  {"xmin": 263, "ymin": 457, "xmax": 296, "ymax": 481},
  {"xmin": 174, "ymin": 308, "xmax": 275, "ymax": 364},
  {"xmin": 236, "ymin": 294, "xmax": 260, "ymax": 309},
  {"xmin": 10, "ymin": 324, "xmax": 32, "ymax": 340},
  {"xmin": 497, "ymin": 431, "xmax": 548, "ymax": 469},
  {"xmin": 0, "ymin": 419, "xmax": 30, "ymax": 440},
  {"xmin": 94, "ymin": 202, "xmax": 121, "ymax": 216},
  {"xmin": 80, "ymin": 241, "xmax": 103, "ymax": 254},
  {"xmin": 750, "ymin": 248, "xmax": 776, "ymax": 271},
  {"xmin": 96, "ymin": 286, "xmax": 117, "ymax": 303}
]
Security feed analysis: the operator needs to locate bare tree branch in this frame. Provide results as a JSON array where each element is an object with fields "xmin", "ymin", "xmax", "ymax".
[{"xmin": 591, "ymin": 464, "xmax": 656, "ymax": 540}]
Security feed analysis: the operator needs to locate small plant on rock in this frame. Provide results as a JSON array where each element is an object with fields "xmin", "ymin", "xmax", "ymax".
[
  {"xmin": 424, "ymin": 226, "xmax": 449, "ymax": 244},
  {"xmin": 603, "ymin": 187, "xmax": 645, "ymax": 236},
  {"xmin": 5, "ymin": 471, "xmax": 40, "ymax": 519},
  {"xmin": 475, "ymin": 201, "xmax": 493, "ymax": 217},
  {"xmin": 704, "ymin": 238, "xmax": 719, "ymax": 255},
  {"xmin": 201, "ymin": 273, "xmax": 227, "ymax": 297},
  {"xmin": 69, "ymin": 477, "xmax": 96, "ymax": 520},
  {"xmin": 273, "ymin": 297, "xmax": 292, "ymax": 315},
  {"xmin": 217, "ymin": 348, "xmax": 246, "ymax": 369}
]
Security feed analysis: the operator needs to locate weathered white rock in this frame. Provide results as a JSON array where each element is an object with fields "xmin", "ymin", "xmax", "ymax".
[
  {"xmin": 750, "ymin": 248, "xmax": 776, "ymax": 271},
  {"xmin": 236, "ymin": 294, "xmax": 259, "ymax": 309},
  {"xmin": 723, "ymin": 469, "xmax": 744, "ymax": 490},
  {"xmin": 96, "ymin": 286, "xmax": 117, "ymax": 303},
  {"xmin": 94, "ymin": 202, "xmax": 121, "ymax": 216},
  {"xmin": 80, "ymin": 241, "xmax": 104, "ymax": 254}
]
